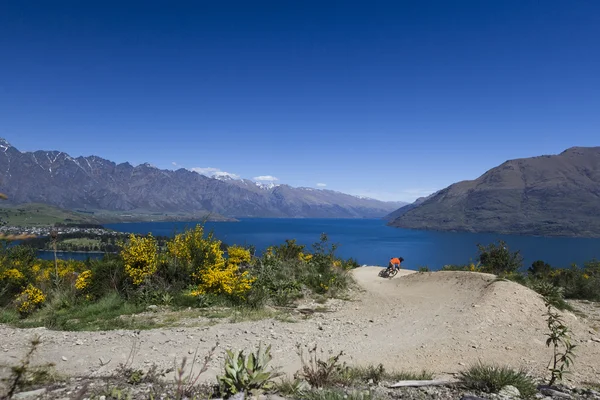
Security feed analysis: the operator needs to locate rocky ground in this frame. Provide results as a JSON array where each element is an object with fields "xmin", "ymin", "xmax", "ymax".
[{"xmin": 1, "ymin": 267, "xmax": 600, "ymax": 399}]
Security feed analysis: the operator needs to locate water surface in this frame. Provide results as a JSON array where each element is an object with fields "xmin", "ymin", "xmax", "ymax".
[{"xmin": 103, "ymin": 219, "xmax": 600, "ymax": 270}]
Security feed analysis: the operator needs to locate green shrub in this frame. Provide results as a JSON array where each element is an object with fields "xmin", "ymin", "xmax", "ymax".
[
  {"xmin": 217, "ymin": 342, "xmax": 282, "ymax": 397},
  {"xmin": 528, "ymin": 260, "xmax": 553, "ymax": 279},
  {"xmin": 294, "ymin": 344, "xmax": 346, "ymax": 389},
  {"xmin": 476, "ymin": 240, "xmax": 523, "ymax": 276},
  {"xmin": 339, "ymin": 364, "xmax": 433, "ymax": 385},
  {"xmin": 458, "ymin": 362, "xmax": 537, "ymax": 399},
  {"xmin": 528, "ymin": 280, "xmax": 572, "ymax": 311}
]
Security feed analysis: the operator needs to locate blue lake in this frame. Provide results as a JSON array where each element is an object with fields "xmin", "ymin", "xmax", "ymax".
[{"xmin": 102, "ymin": 218, "xmax": 600, "ymax": 270}]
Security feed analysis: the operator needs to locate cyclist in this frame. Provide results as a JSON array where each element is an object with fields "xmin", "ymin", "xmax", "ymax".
[{"xmin": 388, "ymin": 257, "xmax": 404, "ymax": 272}]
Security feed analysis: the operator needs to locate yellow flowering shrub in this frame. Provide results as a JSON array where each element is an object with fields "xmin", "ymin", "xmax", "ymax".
[
  {"xmin": 191, "ymin": 263, "xmax": 255, "ymax": 297},
  {"xmin": 75, "ymin": 270, "xmax": 93, "ymax": 291},
  {"xmin": 297, "ymin": 252, "xmax": 313, "ymax": 263},
  {"xmin": 167, "ymin": 224, "xmax": 255, "ymax": 298},
  {"xmin": 227, "ymin": 245, "xmax": 251, "ymax": 267},
  {"xmin": 167, "ymin": 225, "xmax": 225, "ymax": 281},
  {"xmin": 15, "ymin": 284, "xmax": 46, "ymax": 315},
  {"xmin": 121, "ymin": 234, "xmax": 158, "ymax": 285},
  {"xmin": 0, "ymin": 268, "xmax": 25, "ymax": 281}
]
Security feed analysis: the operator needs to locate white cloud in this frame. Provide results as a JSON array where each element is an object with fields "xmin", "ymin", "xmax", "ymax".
[
  {"xmin": 190, "ymin": 167, "xmax": 240, "ymax": 179},
  {"xmin": 253, "ymin": 175, "xmax": 279, "ymax": 182},
  {"xmin": 316, "ymin": 183, "xmax": 327, "ymax": 187},
  {"xmin": 172, "ymin": 162, "xmax": 177, "ymax": 166}
]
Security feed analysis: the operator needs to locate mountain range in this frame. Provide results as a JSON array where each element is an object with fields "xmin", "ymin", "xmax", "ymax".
[
  {"xmin": 0, "ymin": 138, "xmax": 405, "ymax": 220},
  {"xmin": 387, "ymin": 147, "xmax": 600, "ymax": 237}
]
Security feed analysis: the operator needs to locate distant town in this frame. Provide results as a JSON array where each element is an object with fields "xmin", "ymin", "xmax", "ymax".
[{"xmin": 0, "ymin": 225, "xmax": 126, "ymax": 238}]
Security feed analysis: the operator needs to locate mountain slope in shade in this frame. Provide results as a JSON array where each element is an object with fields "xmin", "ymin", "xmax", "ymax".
[
  {"xmin": 388, "ymin": 147, "xmax": 600, "ymax": 237},
  {"xmin": 383, "ymin": 191, "xmax": 440, "ymax": 222},
  {"xmin": 0, "ymin": 139, "xmax": 406, "ymax": 219}
]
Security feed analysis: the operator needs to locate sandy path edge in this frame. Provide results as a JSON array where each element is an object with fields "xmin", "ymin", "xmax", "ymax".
[{"xmin": 0, "ymin": 266, "xmax": 598, "ymax": 385}]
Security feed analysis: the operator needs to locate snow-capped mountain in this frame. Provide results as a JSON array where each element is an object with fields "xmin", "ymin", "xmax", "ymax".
[{"xmin": 0, "ymin": 138, "xmax": 406, "ymax": 218}]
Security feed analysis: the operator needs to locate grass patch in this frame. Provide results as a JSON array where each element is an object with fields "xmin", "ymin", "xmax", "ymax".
[
  {"xmin": 0, "ymin": 308, "xmax": 20, "ymax": 324},
  {"xmin": 458, "ymin": 362, "xmax": 537, "ymax": 399},
  {"xmin": 340, "ymin": 364, "xmax": 433, "ymax": 385},
  {"xmin": 301, "ymin": 389, "xmax": 376, "ymax": 400},
  {"xmin": 14, "ymin": 292, "xmax": 153, "ymax": 331}
]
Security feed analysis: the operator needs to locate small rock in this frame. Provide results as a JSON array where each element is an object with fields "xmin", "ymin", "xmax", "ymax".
[
  {"xmin": 147, "ymin": 304, "xmax": 158, "ymax": 311},
  {"xmin": 75, "ymin": 340, "xmax": 83, "ymax": 345},
  {"xmin": 13, "ymin": 388, "xmax": 47, "ymax": 399},
  {"xmin": 61, "ymin": 356, "xmax": 68, "ymax": 361},
  {"xmin": 591, "ymin": 337, "xmax": 600, "ymax": 343},
  {"xmin": 99, "ymin": 396, "xmax": 106, "ymax": 400},
  {"xmin": 498, "ymin": 385, "xmax": 520, "ymax": 399},
  {"xmin": 188, "ymin": 349, "xmax": 195, "ymax": 355},
  {"xmin": 539, "ymin": 387, "xmax": 572, "ymax": 399}
]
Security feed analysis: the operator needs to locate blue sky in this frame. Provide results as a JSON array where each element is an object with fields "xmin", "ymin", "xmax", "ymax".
[{"xmin": 1, "ymin": 1, "xmax": 599, "ymax": 202}]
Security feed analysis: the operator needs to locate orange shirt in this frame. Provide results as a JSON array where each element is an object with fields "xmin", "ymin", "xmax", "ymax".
[{"xmin": 390, "ymin": 257, "xmax": 401, "ymax": 264}]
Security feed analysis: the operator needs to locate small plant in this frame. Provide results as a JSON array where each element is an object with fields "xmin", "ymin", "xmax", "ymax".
[
  {"xmin": 544, "ymin": 303, "xmax": 577, "ymax": 386},
  {"xmin": 217, "ymin": 341, "xmax": 282, "ymax": 397},
  {"xmin": 1, "ymin": 335, "xmax": 59, "ymax": 399},
  {"xmin": 339, "ymin": 364, "xmax": 433, "ymax": 385},
  {"xmin": 174, "ymin": 343, "xmax": 217, "ymax": 400},
  {"xmin": 530, "ymin": 280, "xmax": 571, "ymax": 311},
  {"xmin": 418, "ymin": 266, "xmax": 430, "ymax": 273},
  {"xmin": 458, "ymin": 362, "xmax": 537, "ymax": 398},
  {"xmin": 302, "ymin": 388, "xmax": 375, "ymax": 400},
  {"xmin": 275, "ymin": 376, "xmax": 309, "ymax": 397},
  {"xmin": 295, "ymin": 344, "xmax": 346, "ymax": 388}
]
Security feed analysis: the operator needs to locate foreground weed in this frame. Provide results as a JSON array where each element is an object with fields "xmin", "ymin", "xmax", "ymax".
[
  {"xmin": 302, "ymin": 388, "xmax": 376, "ymax": 400},
  {"xmin": 544, "ymin": 302, "xmax": 577, "ymax": 386},
  {"xmin": 174, "ymin": 343, "xmax": 218, "ymax": 399},
  {"xmin": 294, "ymin": 344, "xmax": 346, "ymax": 388},
  {"xmin": 1, "ymin": 335, "xmax": 60, "ymax": 399},
  {"xmin": 459, "ymin": 362, "xmax": 537, "ymax": 399},
  {"xmin": 217, "ymin": 342, "xmax": 282, "ymax": 397},
  {"xmin": 341, "ymin": 364, "xmax": 433, "ymax": 384}
]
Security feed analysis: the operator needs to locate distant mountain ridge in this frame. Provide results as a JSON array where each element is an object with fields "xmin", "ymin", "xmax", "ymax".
[
  {"xmin": 0, "ymin": 138, "xmax": 406, "ymax": 219},
  {"xmin": 387, "ymin": 147, "xmax": 600, "ymax": 237}
]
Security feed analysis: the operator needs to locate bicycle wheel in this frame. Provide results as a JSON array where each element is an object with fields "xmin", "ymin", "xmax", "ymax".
[{"xmin": 388, "ymin": 268, "xmax": 398, "ymax": 277}]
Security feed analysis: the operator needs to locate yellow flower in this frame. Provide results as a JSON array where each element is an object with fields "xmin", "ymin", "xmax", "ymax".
[
  {"xmin": 121, "ymin": 233, "xmax": 158, "ymax": 285},
  {"xmin": 0, "ymin": 268, "xmax": 24, "ymax": 281},
  {"xmin": 15, "ymin": 284, "xmax": 46, "ymax": 315},
  {"xmin": 298, "ymin": 252, "xmax": 313, "ymax": 262},
  {"xmin": 227, "ymin": 245, "xmax": 251, "ymax": 267},
  {"xmin": 583, "ymin": 273, "xmax": 590, "ymax": 279},
  {"xmin": 75, "ymin": 270, "xmax": 93, "ymax": 290},
  {"xmin": 167, "ymin": 224, "xmax": 256, "ymax": 298}
]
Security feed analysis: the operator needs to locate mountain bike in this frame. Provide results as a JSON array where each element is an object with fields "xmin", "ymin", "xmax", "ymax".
[{"xmin": 378, "ymin": 265, "xmax": 399, "ymax": 278}]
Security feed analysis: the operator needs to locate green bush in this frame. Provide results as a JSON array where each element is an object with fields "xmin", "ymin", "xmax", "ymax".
[
  {"xmin": 217, "ymin": 342, "xmax": 282, "ymax": 397},
  {"xmin": 459, "ymin": 362, "xmax": 537, "ymax": 399},
  {"xmin": 476, "ymin": 240, "xmax": 523, "ymax": 275}
]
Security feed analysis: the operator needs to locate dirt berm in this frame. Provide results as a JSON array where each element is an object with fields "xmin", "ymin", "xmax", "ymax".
[{"xmin": 1, "ymin": 267, "xmax": 599, "ymax": 384}]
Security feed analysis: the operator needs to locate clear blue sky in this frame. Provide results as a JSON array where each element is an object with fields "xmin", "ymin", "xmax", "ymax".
[{"xmin": 1, "ymin": 1, "xmax": 599, "ymax": 202}]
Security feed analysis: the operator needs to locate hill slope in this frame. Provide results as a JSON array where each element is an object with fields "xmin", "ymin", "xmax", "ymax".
[
  {"xmin": 388, "ymin": 147, "xmax": 600, "ymax": 237},
  {"xmin": 0, "ymin": 139, "xmax": 405, "ymax": 218}
]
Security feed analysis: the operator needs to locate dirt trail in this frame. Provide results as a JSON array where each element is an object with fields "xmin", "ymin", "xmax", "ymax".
[{"xmin": 1, "ymin": 267, "xmax": 599, "ymax": 384}]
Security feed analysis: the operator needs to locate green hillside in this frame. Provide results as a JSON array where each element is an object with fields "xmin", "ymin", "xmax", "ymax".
[{"xmin": 0, "ymin": 203, "xmax": 100, "ymax": 226}]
